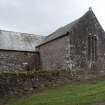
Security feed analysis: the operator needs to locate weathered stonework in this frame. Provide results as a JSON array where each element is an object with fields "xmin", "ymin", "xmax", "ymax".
[
  {"xmin": 0, "ymin": 71, "xmax": 73, "ymax": 96},
  {"xmin": 0, "ymin": 50, "xmax": 40, "ymax": 71},
  {"xmin": 37, "ymin": 9, "xmax": 105, "ymax": 74},
  {"xmin": 39, "ymin": 35, "xmax": 69, "ymax": 70}
]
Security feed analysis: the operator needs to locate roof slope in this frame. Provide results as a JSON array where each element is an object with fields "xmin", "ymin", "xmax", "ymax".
[
  {"xmin": 0, "ymin": 30, "xmax": 45, "ymax": 52},
  {"xmin": 38, "ymin": 9, "xmax": 101, "ymax": 46},
  {"xmin": 38, "ymin": 17, "xmax": 81, "ymax": 46},
  {"xmin": 38, "ymin": 19, "xmax": 80, "ymax": 46},
  {"xmin": 48, "ymin": 19, "xmax": 79, "ymax": 41}
]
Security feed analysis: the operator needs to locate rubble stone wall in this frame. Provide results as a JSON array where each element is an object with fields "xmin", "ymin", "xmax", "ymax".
[{"xmin": 0, "ymin": 50, "xmax": 40, "ymax": 71}]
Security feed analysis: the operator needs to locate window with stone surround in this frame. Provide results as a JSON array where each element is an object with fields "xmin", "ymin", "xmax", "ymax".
[{"xmin": 87, "ymin": 35, "xmax": 97, "ymax": 61}]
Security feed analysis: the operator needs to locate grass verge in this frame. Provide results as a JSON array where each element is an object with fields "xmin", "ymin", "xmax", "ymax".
[{"xmin": 5, "ymin": 77, "xmax": 105, "ymax": 105}]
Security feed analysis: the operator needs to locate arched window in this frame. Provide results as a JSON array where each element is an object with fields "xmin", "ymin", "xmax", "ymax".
[{"xmin": 87, "ymin": 34, "xmax": 97, "ymax": 62}]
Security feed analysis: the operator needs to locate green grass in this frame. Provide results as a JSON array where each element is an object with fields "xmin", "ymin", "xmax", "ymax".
[{"xmin": 7, "ymin": 78, "xmax": 105, "ymax": 105}]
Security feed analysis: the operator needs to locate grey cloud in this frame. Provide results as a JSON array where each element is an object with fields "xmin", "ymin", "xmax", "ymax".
[{"xmin": 0, "ymin": 0, "xmax": 104, "ymax": 35}]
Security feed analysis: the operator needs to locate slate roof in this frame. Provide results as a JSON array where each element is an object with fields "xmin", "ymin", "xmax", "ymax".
[
  {"xmin": 0, "ymin": 30, "xmax": 45, "ymax": 52},
  {"xmin": 37, "ymin": 9, "xmax": 95, "ymax": 47},
  {"xmin": 37, "ymin": 18, "xmax": 80, "ymax": 47}
]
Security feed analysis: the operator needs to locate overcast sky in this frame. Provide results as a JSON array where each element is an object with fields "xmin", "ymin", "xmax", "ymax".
[{"xmin": 0, "ymin": 0, "xmax": 104, "ymax": 36}]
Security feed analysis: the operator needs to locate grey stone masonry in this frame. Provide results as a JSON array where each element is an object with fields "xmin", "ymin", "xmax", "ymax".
[
  {"xmin": 0, "ymin": 50, "xmax": 40, "ymax": 71},
  {"xmin": 37, "ymin": 9, "xmax": 105, "ymax": 74}
]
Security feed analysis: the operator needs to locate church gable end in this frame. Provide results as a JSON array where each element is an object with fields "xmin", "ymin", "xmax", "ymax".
[{"xmin": 38, "ymin": 9, "xmax": 105, "ymax": 74}]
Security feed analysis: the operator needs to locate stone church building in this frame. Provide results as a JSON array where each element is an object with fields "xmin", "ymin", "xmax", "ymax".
[
  {"xmin": 37, "ymin": 9, "xmax": 105, "ymax": 73},
  {"xmin": 0, "ymin": 8, "xmax": 105, "ymax": 73}
]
